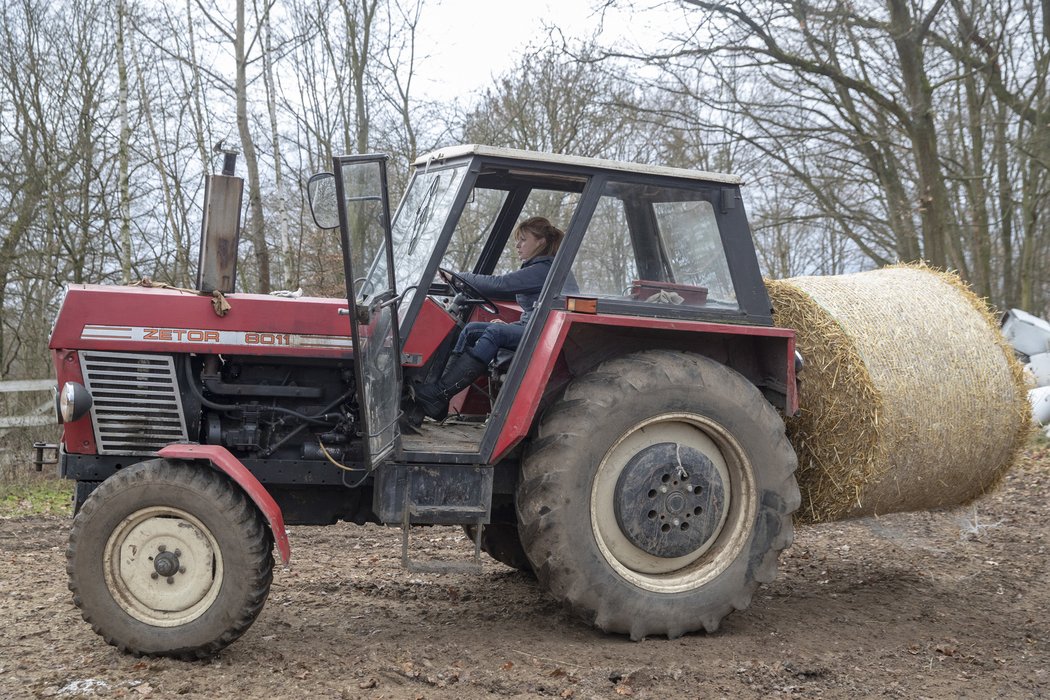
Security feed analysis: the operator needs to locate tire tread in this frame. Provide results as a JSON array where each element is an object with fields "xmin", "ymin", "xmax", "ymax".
[
  {"xmin": 516, "ymin": 350, "xmax": 798, "ymax": 640},
  {"xmin": 67, "ymin": 460, "xmax": 274, "ymax": 659}
]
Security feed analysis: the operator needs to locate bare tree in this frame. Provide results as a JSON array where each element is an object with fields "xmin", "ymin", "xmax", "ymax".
[
  {"xmin": 595, "ymin": 0, "xmax": 1049, "ymax": 312},
  {"xmin": 461, "ymin": 42, "xmax": 639, "ymax": 158},
  {"xmin": 232, "ymin": 0, "xmax": 273, "ymax": 292},
  {"xmin": 117, "ymin": 0, "xmax": 133, "ymax": 283},
  {"xmin": 0, "ymin": 0, "xmax": 123, "ymax": 377}
]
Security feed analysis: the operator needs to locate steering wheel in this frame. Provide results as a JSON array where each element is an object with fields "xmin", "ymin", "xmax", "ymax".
[{"xmin": 438, "ymin": 267, "xmax": 499, "ymax": 315}]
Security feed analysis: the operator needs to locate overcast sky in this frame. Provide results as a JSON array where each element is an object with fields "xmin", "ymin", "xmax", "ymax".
[{"xmin": 412, "ymin": 0, "xmax": 659, "ymax": 98}]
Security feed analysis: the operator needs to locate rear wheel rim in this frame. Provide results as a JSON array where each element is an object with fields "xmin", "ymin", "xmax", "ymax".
[
  {"xmin": 103, "ymin": 506, "xmax": 224, "ymax": 627},
  {"xmin": 590, "ymin": 413, "xmax": 757, "ymax": 593}
]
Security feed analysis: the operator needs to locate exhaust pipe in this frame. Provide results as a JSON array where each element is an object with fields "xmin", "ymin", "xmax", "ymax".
[{"xmin": 197, "ymin": 144, "xmax": 244, "ymax": 294}]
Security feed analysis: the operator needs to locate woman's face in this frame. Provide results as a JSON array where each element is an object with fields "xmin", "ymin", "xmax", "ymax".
[{"xmin": 515, "ymin": 229, "xmax": 545, "ymax": 261}]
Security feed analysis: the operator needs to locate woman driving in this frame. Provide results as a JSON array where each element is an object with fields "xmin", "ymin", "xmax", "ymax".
[{"xmin": 410, "ymin": 216, "xmax": 575, "ymax": 422}]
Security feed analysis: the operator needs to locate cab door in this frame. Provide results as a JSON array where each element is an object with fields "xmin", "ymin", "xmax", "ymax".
[{"xmin": 332, "ymin": 155, "xmax": 401, "ymax": 467}]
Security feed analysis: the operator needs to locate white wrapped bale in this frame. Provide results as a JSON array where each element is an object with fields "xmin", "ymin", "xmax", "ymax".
[
  {"xmin": 1001, "ymin": 309, "xmax": 1050, "ymax": 357},
  {"xmin": 1031, "ymin": 386, "xmax": 1050, "ymax": 426},
  {"xmin": 1026, "ymin": 352, "xmax": 1050, "ymax": 387},
  {"xmin": 766, "ymin": 264, "xmax": 1031, "ymax": 524}
]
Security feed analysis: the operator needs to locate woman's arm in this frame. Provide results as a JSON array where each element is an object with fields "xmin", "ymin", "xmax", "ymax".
[{"xmin": 457, "ymin": 259, "xmax": 552, "ymax": 298}]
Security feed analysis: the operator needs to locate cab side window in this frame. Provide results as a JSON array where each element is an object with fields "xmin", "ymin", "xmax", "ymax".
[
  {"xmin": 568, "ymin": 180, "xmax": 738, "ymax": 311},
  {"xmin": 568, "ymin": 189, "xmax": 639, "ymax": 296}
]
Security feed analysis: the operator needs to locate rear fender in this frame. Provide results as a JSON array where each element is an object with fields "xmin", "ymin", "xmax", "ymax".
[
  {"xmin": 157, "ymin": 444, "xmax": 291, "ymax": 564},
  {"xmin": 489, "ymin": 311, "xmax": 797, "ymax": 462}
]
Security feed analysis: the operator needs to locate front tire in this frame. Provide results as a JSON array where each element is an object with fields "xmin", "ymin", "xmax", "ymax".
[
  {"xmin": 67, "ymin": 459, "xmax": 274, "ymax": 658},
  {"xmin": 517, "ymin": 350, "xmax": 799, "ymax": 640}
]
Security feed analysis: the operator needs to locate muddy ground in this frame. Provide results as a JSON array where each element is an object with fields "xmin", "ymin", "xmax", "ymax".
[{"xmin": 1, "ymin": 444, "xmax": 1048, "ymax": 700}]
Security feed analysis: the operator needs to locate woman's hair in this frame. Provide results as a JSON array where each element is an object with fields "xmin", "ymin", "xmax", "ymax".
[{"xmin": 515, "ymin": 216, "xmax": 565, "ymax": 258}]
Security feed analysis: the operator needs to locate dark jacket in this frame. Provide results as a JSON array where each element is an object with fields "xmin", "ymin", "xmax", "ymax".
[{"xmin": 458, "ymin": 256, "xmax": 578, "ymax": 326}]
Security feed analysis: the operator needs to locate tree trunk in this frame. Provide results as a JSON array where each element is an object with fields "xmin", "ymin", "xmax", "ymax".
[
  {"xmin": 117, "ymin": 0, "xmax": 132, "ymax": 284},
  {"xmin": 260, "ymin": 3, "xmax": 294, "ymax": 290},
  {"xmin": 236, "ymin": 0, "xmax": 271, "ymax": 293},
  {"xmin": 886, "ymin": 0, "xmax": 959, "ymax": 271}
]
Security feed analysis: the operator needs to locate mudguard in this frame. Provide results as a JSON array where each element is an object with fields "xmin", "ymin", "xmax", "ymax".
[{"xmin": 157, "ymin": 444, "xmax": 291, "ymax": 564}]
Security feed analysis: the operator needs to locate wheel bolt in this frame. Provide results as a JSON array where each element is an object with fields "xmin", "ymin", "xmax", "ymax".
[
  {"xmin": 151, "ymin": 573, "xmax": 158, "ymax": 580},
  {"xmin": 174, "ymin": 549, "xmax": 181, "ymax": 557},
  {"xmin": 179, "ymin": 567, "xmax": 186, "ymax": 574},
  {"xmin": 158, "ymin": 544, "xmax": 167, "ymax": 553},
  {"xmin": 166, "ymin": 577, "xmax": 175, "ymax": 584}
]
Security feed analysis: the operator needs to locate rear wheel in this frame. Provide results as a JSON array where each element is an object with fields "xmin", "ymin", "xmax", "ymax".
[
  {"xmin": 67, "ymin": 459, "xmax": 274, "ymax": 658},
  {"xmin": 517, "ymin": 350, "xmax": 799, "ymax": 640},
  {"xmin": 463, "ymin": 502, "xmax": 531, "ymax": 572}
]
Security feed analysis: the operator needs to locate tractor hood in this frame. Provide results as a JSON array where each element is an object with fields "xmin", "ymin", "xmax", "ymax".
[{"xmin": 50, "ymin": 284, "xmax": 355, "ymax": 358}]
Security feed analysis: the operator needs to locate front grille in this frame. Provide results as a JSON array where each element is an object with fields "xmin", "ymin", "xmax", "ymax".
[{"xmin": 79, "ymin": 351, "xmax": 189, "ymax": 454}]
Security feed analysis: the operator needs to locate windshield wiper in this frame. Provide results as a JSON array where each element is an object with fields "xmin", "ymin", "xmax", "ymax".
[{"xmin": 406, "ymin": 175, "xmax": 441, "ymax": 256}]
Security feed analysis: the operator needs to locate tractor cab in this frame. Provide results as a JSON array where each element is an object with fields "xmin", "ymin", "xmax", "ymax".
[{"xmin": 309, "ymin": 145, "xmax": 783, "ymax": 469}]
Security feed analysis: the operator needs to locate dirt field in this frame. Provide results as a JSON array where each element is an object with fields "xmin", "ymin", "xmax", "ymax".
[{"xmin": 2, "ymin": 444, "xmax": 1048, "ymax": 700}]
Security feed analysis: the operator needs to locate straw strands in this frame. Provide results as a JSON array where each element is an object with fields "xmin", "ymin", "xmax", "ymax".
[{"xmin": 766, "ymin": 263, "xmax": 1031, "ymax": 524}]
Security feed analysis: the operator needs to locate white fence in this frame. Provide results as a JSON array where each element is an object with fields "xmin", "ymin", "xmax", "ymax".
[{"xmin": 0, "ymin": 380, "xmax": 55, "ymax": 431}]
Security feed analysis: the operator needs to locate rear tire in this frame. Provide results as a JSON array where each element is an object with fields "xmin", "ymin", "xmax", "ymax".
[
  {"xmin": 464, "ymin": 502, "xmax": 532, "ymax": 572},
  {"xmin": 67, "ymin": 459, "xmax": 274, "ymax": 658},
  {"xmin": 516, "ymin": 350, "xmax": 799, "ymax": 640}
]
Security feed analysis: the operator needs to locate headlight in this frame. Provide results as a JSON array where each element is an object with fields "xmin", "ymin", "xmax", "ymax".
[{"xmin": 59, "ymin": 382, "xmax": 93, "ymax": 423}]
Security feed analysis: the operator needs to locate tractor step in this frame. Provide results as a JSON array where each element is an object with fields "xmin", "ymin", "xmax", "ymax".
[
  {"xmin": 408, "ymin": 504, "xmax": 488, "ymax": 518},
  {"xmin": 375, "ymin": 464, "xmax": 493, "ymax": 574},
  {"xmin": 400, "ymin": 510, "xmax": 485, "ymax": 574},
  {"xmin": 374, "ymin": 464, "xmax": 493, "ymax": 525}
]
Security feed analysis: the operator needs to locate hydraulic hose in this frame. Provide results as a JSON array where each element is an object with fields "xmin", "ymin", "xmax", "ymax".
[{"xmin": 182, "ymin": 357, "xmax": 348, "ymax": 426}]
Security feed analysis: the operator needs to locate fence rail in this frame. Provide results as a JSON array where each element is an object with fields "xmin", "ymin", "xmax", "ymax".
[{"xmin": 0, "ymin": 379, "xmax": 56, "ymax": 431}]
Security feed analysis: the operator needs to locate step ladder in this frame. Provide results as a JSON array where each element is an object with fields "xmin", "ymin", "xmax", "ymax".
[
  {"xmin": 374, "ymin": 463, "xmax": 493, "ymax": 574},
  {"xmin": 400, "ymin": 501, "xmax": 486, "ymax": 574}
]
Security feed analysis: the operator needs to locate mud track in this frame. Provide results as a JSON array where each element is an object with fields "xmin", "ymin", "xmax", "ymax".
[{"xmin": 2, "ymin": 447, "xmax": 1048, "ymax": 699}]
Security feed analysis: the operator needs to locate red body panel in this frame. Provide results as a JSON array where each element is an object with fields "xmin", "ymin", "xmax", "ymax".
[
  {"xmin": 401, "ymin": 298, "xmax": 457, "ymax": 366},
  {"xmin": 50, "ymin": 284, "xmax": 354, "ymax": 358},
  {"xmin": 157, "ymin": 444, "xmax": 291, "ymax": 564},
  {"xmin": 490, "ymin": 311, "xmax": 798, "ymax": 462},
  {"xmin": 53, "ymin": 349, "xmax": 97, "ymax": 454}
]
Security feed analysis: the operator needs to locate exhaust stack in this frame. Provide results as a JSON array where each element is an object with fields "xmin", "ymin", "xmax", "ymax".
[{"xmin": 196, "ymin": 145, "xmax": 244, "ymax": 294}]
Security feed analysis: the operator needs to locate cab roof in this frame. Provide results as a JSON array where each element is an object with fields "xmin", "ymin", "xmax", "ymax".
[{"xmin": 412, "ymin": 144, "xmax": 743, "ymax": 186}]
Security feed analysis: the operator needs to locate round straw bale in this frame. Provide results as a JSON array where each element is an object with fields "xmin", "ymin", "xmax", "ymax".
[{"xmin": 766, "ymin": 263, "xmax": 1031, "ymax": 524}]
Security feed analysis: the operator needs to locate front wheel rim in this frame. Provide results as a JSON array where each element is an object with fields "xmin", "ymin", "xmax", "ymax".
[
  {"xmin": 590, "ymin": 413, "xmax": 757, "ymax": 594},
  {"xmin": 103, "ymin": 506, "xmax": 224, "ymax": 627}
]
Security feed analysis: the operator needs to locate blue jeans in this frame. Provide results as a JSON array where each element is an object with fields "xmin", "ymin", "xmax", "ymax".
[{"xmin": 453, "ymin": 321, "xmax": 526, "ymax": 364}]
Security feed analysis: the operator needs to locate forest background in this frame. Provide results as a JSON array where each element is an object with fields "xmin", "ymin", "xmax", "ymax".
[{"xmin": 1, "ymin": 0, "xmax": 1047, "ymax": 387}]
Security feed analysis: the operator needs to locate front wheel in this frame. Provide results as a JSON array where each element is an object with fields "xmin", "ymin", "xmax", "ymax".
[
  {"xmin": 67, "ymin": 459, "xmax": 274, "ymax": 658},
  {"xmin": 516, "ymin": 350, "xmax": 799, "ymax": 640}
]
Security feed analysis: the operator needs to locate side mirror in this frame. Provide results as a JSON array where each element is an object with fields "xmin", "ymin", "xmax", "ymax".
[{"xmin": 307, "ymin": 172, "xmax": 338, "ymax": 229}]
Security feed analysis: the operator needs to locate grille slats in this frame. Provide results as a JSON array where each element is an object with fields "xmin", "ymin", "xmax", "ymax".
[
  {"xmin": 84, "ymin": 377, "xmax": 178, "ymax": 387},
  {"xmin": 80, "ymin": 351, "xmax": 189, "ymax": 454}
]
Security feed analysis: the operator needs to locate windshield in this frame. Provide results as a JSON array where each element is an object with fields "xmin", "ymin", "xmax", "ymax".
[{"xmin": 365, "ymin": 163, "xmax": 467, "ymax": 312}]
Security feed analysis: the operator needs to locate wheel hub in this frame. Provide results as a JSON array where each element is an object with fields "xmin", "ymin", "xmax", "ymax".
[
  {"xmin": 153, "ymin": 550, "xmax": 180, "ymax": 578},
  {"xmin": 104, "ymin": 507, "xmax": 222, "ymax": 626},
  {"xmin": 613, "ymin": 441, "xmax": 727, "ymax": 558}
]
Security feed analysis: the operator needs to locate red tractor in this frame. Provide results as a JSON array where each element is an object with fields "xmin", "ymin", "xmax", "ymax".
[{"xmin": 48, "ymin": 145, "xmax": 800, "ymax": 657}]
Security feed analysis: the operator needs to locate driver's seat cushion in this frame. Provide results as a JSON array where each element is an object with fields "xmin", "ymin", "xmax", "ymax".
[{"xmin": 493, "ymin": 348, "xmax": 516, "ymax": 372}]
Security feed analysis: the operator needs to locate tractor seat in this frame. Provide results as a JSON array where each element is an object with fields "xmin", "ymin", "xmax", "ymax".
[
  {"xmin": 481, "ymin": 348, "xmax": 517, "ymax": 405},
  {"xmin": 492, "ymin": 348, "xmax": 516, "ymax": 373}
]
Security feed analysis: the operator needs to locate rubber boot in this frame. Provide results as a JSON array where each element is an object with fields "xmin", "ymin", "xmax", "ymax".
[{"xmin": 412, "ymin": 352, "xmax": 488, "ymax": 420}]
